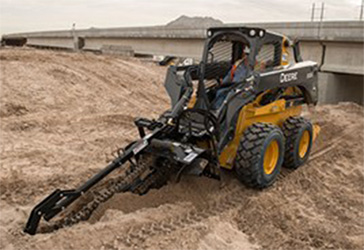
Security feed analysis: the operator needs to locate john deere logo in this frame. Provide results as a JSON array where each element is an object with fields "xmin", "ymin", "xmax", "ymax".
[{"xmin": 280, "ymin": 72, "xmax": 298, "ymax": 83}]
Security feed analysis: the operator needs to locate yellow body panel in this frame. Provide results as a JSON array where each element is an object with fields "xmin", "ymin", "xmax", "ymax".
[
  {"xmin": 281, "ymin": 36, "xmax": 290, "ymax": 66},
  {"xmin": 219, "ymin": 99, "xmax": 302, "ymax": 169},
  {"xmin": 187, "ymin": 88, "xmax": 197, "ymax": 109}
]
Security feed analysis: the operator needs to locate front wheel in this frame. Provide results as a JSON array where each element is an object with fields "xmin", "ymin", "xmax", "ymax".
[{"xmin": 234, "ymin": 123, "xmax": 285, "ymax": 188}]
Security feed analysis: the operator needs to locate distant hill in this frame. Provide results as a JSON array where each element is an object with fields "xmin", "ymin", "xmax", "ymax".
[{"xmin": 166, "ymin": 15, "xmax": 224, "ymax": 28}]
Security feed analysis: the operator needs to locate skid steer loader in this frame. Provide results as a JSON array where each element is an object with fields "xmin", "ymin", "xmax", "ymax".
[{"xmin": 24, "ymin": 26, "xmax": 320, "ymax": 235}]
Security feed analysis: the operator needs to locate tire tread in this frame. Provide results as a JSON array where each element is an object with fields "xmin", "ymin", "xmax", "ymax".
[
  {"xmin": 282, "ymin": 116, "xmax": 312, "ymax": 169},
  {"xmin": 235, "ymin": 123, "xmax": 283, "ymax": 188}
]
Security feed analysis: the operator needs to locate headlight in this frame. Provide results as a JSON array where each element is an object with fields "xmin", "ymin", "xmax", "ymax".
[{"xmin": 249, "ymin": 29, "xmax": 256, "ymax": 37}]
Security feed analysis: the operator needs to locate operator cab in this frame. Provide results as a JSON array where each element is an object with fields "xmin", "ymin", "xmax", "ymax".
[{"xmin": 196, "ymin": 27, "xmax": 290, "ymax": 111}]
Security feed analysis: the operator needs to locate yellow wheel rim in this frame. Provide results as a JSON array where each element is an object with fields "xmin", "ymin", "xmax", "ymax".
[
  {"xmin": 298, "ymin": 130, "xmax": 310, "ymax": 158},
  {"xmin": 263, "ymin": 140, "xmax": 279, "ymax": 175}
]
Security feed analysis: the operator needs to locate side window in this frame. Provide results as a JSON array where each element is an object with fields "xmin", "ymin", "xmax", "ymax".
[
  {"xmin": 255, "ymin": 42, "xmax": 284, "ymax": 72},
  {"xmin": 208, "ymin": 41, "xmax": 232, "ymax": 63},
  {"xmin": 204, "ymin": 41, "xmax": 233, "ymax": 87},
  {"xmin": 204, "ymin": 37, "xmax": 250, "ymax": 88},
  {"xmin": 254, "ymin": 43, "xmax": 276, "ymax": 72}
]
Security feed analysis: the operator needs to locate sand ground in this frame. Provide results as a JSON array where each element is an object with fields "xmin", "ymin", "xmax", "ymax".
[{"xmin": 0, "ymin": 48, "xmax": 363, "ymax": 250}]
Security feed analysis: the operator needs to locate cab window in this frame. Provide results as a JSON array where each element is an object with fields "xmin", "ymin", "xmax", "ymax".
[{"xmin": 255, "ymin": 42, "xmax": 281, "ymax": 72}]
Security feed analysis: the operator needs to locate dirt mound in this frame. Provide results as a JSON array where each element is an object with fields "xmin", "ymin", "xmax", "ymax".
[{"xmin": 1, "ymin": 48, "xmax": 363, "ymax": 250}]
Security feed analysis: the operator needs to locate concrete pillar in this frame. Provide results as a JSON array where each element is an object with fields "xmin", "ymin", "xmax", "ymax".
[{"xmin": 318, "ymin": 72, "xmax": 363, "ymax": 105}]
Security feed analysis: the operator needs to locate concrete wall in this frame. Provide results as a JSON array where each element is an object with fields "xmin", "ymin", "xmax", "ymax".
[
  {"xmin": 233, "ymin": 21, "xmax": 363, "ymax": 41},
  {"xmin": 321, "ymin": 42, "xmax": 364, "ymax": 75},
  {"xmin": 83, "ymin": 37, "xmax": 204, "ymax": 59},
  {"xmin": 101, "ymin": 45, "xmax": 134, "ymax": 56},
  {"xmin": 299, "ymin": 41, "xmax": 364, "ymax": 75},
  {"xmin": 300, "ymin": 41, "xmax": 323, "ymax": 65},
  {"xmin": 27, "ymin": 37, "xmax": 74, "ymax": 49},
  {"xmin": 318, "ymin": 72, "xmax": 363, "ymax": 105},
  {"xmin": 3, "ymin": 21, "xmax": 363, "ymax": 41}
]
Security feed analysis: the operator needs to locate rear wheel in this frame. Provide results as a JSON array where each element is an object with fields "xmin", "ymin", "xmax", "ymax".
[
  {"xmin": 234, "ymin": 123, "xmax": 285, "ymax": 188},
  {"xmin": 282, "ymin": 117, "xmax": 313, "ymax": 169}
]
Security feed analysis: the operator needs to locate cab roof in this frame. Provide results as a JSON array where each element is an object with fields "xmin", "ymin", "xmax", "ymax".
[{"xmin": 207, "ymin": 26, "xmax": 285, "ymax": 41}]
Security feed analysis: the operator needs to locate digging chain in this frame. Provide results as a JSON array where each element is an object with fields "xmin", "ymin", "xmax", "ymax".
[{"xmin": 39, "ymin": 156, "xmax": 154, "ymax": 233}]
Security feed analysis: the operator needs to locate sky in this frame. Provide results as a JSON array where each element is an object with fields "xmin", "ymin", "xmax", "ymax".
[{"xmin": 0, "ymin": 0, "xmax": 362, "ymax": 35}]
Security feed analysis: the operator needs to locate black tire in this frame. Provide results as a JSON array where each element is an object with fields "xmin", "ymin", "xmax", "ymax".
[
  {"xmin": 282, "ymin": 117, "xmax": 313, "ymax": 169},
  {"xmin": 234, "ymin": 123, "xmax": 285, "ymax": 188}
]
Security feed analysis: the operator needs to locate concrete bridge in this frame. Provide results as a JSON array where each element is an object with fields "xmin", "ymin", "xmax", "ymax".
[{"xmin": 2, "ymin": 21, "xmax": 363, "ymax": 104}]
